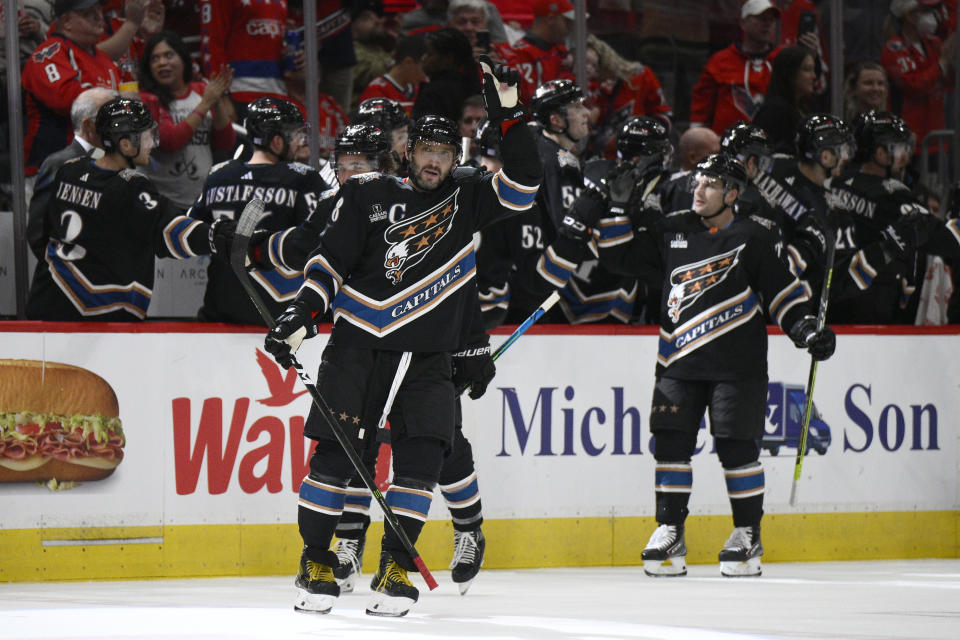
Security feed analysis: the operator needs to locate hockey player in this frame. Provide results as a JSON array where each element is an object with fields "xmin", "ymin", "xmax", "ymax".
[
  {"xmin": 188, "ymin": 96, "xmax": 335, "ymax": 325},
  {"xmin": 718, "ymin": 122, "xmax": 784, "ymax": 249},
  {"xmin": 351, "ymin": 97, "xmax": 411, "ymax": 164},
  {"xmin": 569, "ymin": 153, "xmax": 835, "ymax": 577},
  {"xmin": 25, "ymin": 97, "xmax": 232, "ymax": 320},
  {"xmin": 253, "ymin": 123, "xmax": 492, "ymax": 596},
  {"xmin": 261, "ymin": 59, "xmax": 538, "ymax": 617}
]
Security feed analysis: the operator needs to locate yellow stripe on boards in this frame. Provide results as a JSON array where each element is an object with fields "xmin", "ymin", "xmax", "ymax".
[{"xmin": 1, "ymin": 512, "xmax": 956, "ymax": 582}]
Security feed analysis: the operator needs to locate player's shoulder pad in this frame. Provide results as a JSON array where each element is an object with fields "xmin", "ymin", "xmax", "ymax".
[
  {"xmin": 286, "ymin": 161, "xmax": 318, "ymax": 175},
  {"xmin": 209, "ymin": 159, "xmax": 233, "ymax": 175},
  {"xmin": 344, "ymin": 170, "xmax": 385, "ymax": 185},
  {"xmin": 746, "ymin": 214, "xmax": 775, "ymax": 231}
]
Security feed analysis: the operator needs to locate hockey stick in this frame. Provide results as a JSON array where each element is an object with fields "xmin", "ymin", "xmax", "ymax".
[
  {"xmin": 230, "ymin": 198, "xmax": 439, "ymax": 590},
  {"xmin": 458, "ymin": 290, "xmax": 561, "ymax": 396},
  {"xmin": 789, "ymin": 231, "xmax": 837, "ymax": 507}
]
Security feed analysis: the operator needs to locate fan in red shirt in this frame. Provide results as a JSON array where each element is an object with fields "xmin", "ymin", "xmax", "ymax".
[
  {"xmin": 882, "ymin": 0, "xmax": 957, "ymax": 157},
  {"xmin": 493, "ymin": 0, "xmax": 574, "ymax": 103},
  {"xmin": 22, "ymin": 0, "xmax": 122, "ymax": 176},
  {"xmin": 357, "ymin": 33, "xmax": 426, "ymax": 115},
  {"xmin": 689, "ymin": 0, "xmax": 782, "ymax": 135}
]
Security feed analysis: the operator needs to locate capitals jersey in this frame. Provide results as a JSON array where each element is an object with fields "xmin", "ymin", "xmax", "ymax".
[
  {"xmin": 689, "ymin": 43, "xmax": 780, "ymax": 135},
  {"xmin": 22, "ymin": 35, "xmax": 121, "ymax": 175},
  {"xmin": 493, "ymin": 34, "xmax": 571, "ymax": 103},
  {"xmin": 189, "ymin": 159, "xmax": 333, "ymax": 324},
  {"xmin": 296, "ymin": 122, "xmax": 541, "ymax": 352},
  {"xmin": 200, "ymin": 0, "xmax": 288, "ymax": 97},
  {"xmin": 357, "ymin": 74, "xmax": 419, "ymax": 115},
  {"xmin": 26, "ymin": 157, "xmax": 210, "ymax": 320},
  {"xmin": 589, "ymin": 69, "xmax": 673, "ymax": 158},
  {"xmin": 596, "ymin": 210, "xmax": 812, "ymax": 380}
]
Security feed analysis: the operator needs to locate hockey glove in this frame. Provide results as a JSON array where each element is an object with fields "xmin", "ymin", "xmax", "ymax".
[
  {"xmin": 559, "ymin": 187, "xmax": 606, "ymax": 242},
  {"xmin": 452, "ymin": 343, "xmax": 496, "ymax": 400},
  {"xmin": 208, "ymin": 217, "xmax": 268, "ymax": 267},
  {"xmin": 788, "ymin": 315, "xmax": 836, "ymax": 361},
  {"xmin": 880, "ymin": 210, "xmax": 938, "ymax": 261},
  {"xmin": 264, "ymin": 301, "xmax": 318, "ymax": 370},
  {"xmin": 478, "ymin": 55, "xmax": 524, "ymax": 125},
  {"xmin": 606, "ymin": 163, "xmax": 639, "ymax": 212}
]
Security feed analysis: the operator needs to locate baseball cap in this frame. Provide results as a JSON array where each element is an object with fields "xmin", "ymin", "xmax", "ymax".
[
  {"xmin": 740, "ymin": 0, "xmax": 781, "ymax": 19},
  {"xmin": 54, "ymin": 0, "xmax": 100, "ymax": 17},
  {"xmin": 890, "ymin": 0, "xmax": 941, "ymax": 18},
  {"xmin": 532, "ymin": 0, "xmax": 576, "ymax": 20}
]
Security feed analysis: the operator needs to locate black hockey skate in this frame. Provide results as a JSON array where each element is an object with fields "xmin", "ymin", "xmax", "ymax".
[
  {"xmin": 366, "ymin": 551, "xmax": 419, "ymax": 617},
  {"xmin": 332, "ymin": 536, "xmax": 365, "ymax": 593},
  {"xmin": 294, "ymin": 549, "xmax": 340, "ymax": 614},
  {"xmin": 450, "ymin": 528, "xmax": 485, "ymax": 595},
  {"xmin": 719, "ymin": 525, "xmax": 763, "ymax": 577},
  {"xmin": 641, "ymin": 524, "xmax": 687, "ymax": 576}
]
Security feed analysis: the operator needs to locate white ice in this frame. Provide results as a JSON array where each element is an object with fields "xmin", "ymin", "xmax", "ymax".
[{"xmin": 1, "ymin": 560, "xmax": 959, "ymax": 640}]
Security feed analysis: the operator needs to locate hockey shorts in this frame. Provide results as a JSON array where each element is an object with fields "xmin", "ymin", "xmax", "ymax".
[
  {"xmin": 304, "ymin": 344, "xmax": 456, "ymax": 448},
  {"xmin": 649, "ymin": 376, "xmax": 767, "ymax": 440}
]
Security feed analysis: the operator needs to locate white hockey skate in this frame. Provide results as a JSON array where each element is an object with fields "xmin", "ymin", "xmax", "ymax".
[
  {"xmin": 719, "ymin": 525, "xmax": 763, "ymax": 577},
  {"xmin": 641, "ymin": 524, "xmax": 687, "ymax": 576},
  {"xmin": 294, "ymin": 550, "xmax": 339, "ymax": 614},
  {"xmin": 366, "ymin": 553, "xmax": 419, "ymax": 617},
  {"xmin": 450, "ymin": 528, "xmax": 485, "ymax": 595},
  {"xmin": 332, "ymin": 537, "xmax": 364, "ymax": 593}
]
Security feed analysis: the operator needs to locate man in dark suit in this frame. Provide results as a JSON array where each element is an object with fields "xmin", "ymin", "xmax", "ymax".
[{"xmin": 27, "ymin": 87, "xmax": 117, "ymax": 259}]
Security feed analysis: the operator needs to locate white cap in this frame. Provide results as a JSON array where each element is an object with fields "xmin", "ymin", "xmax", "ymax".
[
  {"xmin": 890, "ymin": 0, "xmax": 941, "ymax": 18},
  {"xmin": 741, "ymin": 0, "xmax": 781, "ymax": 19}
]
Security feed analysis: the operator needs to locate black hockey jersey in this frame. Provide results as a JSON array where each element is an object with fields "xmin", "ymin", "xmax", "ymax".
[
  {"xmin": 296, "ymin": 122, "xmax": 541, "ymax": 351},
  {"xmin": 26, "ymin": 157, "xmax": 210, "ymax": 321},
  {"xmin": 596, "ymin": 210, "xmax": 813, "ymax": 380},
  {"xmin": 188, "ymin": 159, "xmax": 333, "ymax": 325}
]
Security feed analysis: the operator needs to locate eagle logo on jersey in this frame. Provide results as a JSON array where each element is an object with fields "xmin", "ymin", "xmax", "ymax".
[
  {"xmin": 32, "ymin": 42, "xmax": 61, "ymax": 63},
  {"xmin": 666, "ymin": 245, "xmax": 744, "ymax": 322},
  {"xmin": 383, "ymin": 188, "xmax": 459, "ymax": 284}
]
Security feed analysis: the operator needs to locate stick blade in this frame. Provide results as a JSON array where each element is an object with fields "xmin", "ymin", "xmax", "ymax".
[{"xmin": 230, "ymin": 197, "xmax": 268, "ymax": 277}]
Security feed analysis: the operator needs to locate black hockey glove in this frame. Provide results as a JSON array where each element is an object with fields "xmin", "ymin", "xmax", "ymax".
[
  {"xmin": 559, "ymin": 187, "xmax": 606, "ymax": 242},
  {"xmin": 478, "ymin": 55, "xmax": 524, "ymax": 125},
  {"xmin": 605, "ymin": 163, "xmax": 639, "ymax": 213},
  {"xmin": 264, "ymin": 301, "xmax": 318, "ymax": 370},
  {"xmin": 880, "ymin": 211, "xmax": 938, "ymax": 261},
  {"xmin": 208, "ymin": 217, "xmax": 268, "ymax": 266},
  {"xmin": 788, "ymin": 315, "xmax": 836, "ymax": 361},
  {"xmin": 452, "ymin": 343, "xmax": 496, "ymax": 400}
]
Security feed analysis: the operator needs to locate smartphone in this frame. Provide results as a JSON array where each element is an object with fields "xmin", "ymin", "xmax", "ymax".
[
  {"xmin": 797, "ymin": 11, "xmax": 818, "ymax": 38},
  {"xmin": 476, "ymin": 30, "xmax": 491, "ymax": 53}
]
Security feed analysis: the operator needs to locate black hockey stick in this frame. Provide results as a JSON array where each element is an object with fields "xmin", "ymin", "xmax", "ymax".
[
  {"xmin": 230, "ymin": 198, "xmax": 439, "ymax": 590},
  {"xmin": 789, "ymin": 229, "xmax": 837, "ymax": 507},
  {"xmin": 458, "ymin": 290, "xmax": 561, "ymax": 396}
]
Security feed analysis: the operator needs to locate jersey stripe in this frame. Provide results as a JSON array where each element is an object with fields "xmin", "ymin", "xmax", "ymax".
[
  {"xmin": 162, "ymin": 217, "xmax": 203, "ymax": 259},
  {"xmin": 478, "ymin": 283, "xmax": 510, "ymax": 313},
  {"xmin": 558, "ymin": 278, "xmax": 636, "ymax": 325},
  {"xmin": 657, "ymin": 288, "xmax": 761, "ymax": 367},
  {"xmin": 768, "ymin": 278, "xmax": 811, "ymax": 326},
  {"xmin": 535, "ymin": 245, "xmax": 578, "ymax": 288},
  {"xmin": 848, "ymin": 250, "xmax": 877, "ymax": 290},
  {"xmin": 492, "ymin": 169, "xmax": 538, "ymax": 211},
  {"xmin": 248, "ymin": 268, "xmax": 304, "ymax": 302},
  {"xmin": 596, "ymin": 216, "xmax": 634, "ymax": 248},
  {"xmin": 45, "ymin": 244, "xmax": 152, "ymax": 319}
]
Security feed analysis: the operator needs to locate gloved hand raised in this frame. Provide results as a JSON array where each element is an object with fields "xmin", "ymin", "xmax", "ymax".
[
  {"xmin": 559, "ymin": 187, "xmax": 606, "ymax": 242},
  {"xmin": 788, "ymin": 315, "xmax": 836, "ymax": 361},
  {"xmin": 605, "ymin": 162, "xmax": 639, "ymax": 211},
  {"xmin": 208, "ymin": 217, "xmax": 269, "ymax": 267},
  {"xmin": 452, "ymin": 343, "xmax": 496, "ymax": 400},
  {"xmin": 478, "ymin": 55, "xmax": 524, "ymax": 125},
  {"xmin": 264, "ymin": 301, "xmax": 318, "ymax": 369}
]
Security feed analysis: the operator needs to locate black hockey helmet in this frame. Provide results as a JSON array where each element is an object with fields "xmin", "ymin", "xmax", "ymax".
[
  {"xmin": 691, "ymin": 153, "xmax": 748, "ymax": 195},
  {"xmin": 530, "ymin": 79, "xmax": 584, "ymax": 126},
  {"xmin": 333, "ymin": 123, "xmax": 396, "ymax": 175},
  {"xmin": 96, "ymin": 97, "xmax": 155, "ymax": 153},
  {"xmin": 720, "ymin": 122, "xmax": 774, "ymax": 174},
  {"xmin": 616, "ymin": 116, "xmax": 672, "ymax": 161},
  {"xmin": 475, "ymin": 117, "xmax": 501, "ymax": 159},
  {"xmin": 407, "ymin": 114, "xmax": 461, "ymax": 164},
  {"xmin": 352, "ymin": 97, "xmax": 409, "ymax": 133},
  {"xmin": 245, "ymin": 96, "xmax": 306, "ymax": 149},
  {"xmin": 851, "ymin": 110, "xmax": 912, "ymax": 162},
  {"xmin": 797, "ymin": 113, "xmax": 854, "ymax": 165}
]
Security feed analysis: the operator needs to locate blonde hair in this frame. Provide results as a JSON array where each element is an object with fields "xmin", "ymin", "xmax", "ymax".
[{"xmin": 586, "ymin": 34, "xmax": 644, "ymax": 84}]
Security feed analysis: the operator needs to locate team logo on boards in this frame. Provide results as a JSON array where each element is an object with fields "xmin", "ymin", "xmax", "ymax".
[
  {"xmin": 382, "ymin": 188, "xmax": 459, "ymax": 284},
  {"xmin": 666, "ymin": 245, "xmax": 744, "ymax": 322}
]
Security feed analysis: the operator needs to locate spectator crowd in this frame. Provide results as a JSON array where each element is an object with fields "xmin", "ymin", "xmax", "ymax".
[{"xmin": 4, "ymin": 0, "xmax": 960, "ymax": 325}]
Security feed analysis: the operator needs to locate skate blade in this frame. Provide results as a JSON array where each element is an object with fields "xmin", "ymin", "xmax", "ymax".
[
  {"xmin": 294, "ymin": 589, "xmax": 336, "ymax": 614},
  {"xmin": 456, "ymin": 577, "xmax": 475, "ymax": 596},
  {"xmin": 336, "ymin": 572, "xmax": 359, "ymax": 594},
  {"xmin": 720, "ymin": 557, "xmax": 762, "ymax": 577},
  {"xmin": 642, "ymin": 557, "xmax": 687, "ymax": 577},
  {"xmin": 365, "ymin": 592, "xmax": 415, "ymax": 617}
]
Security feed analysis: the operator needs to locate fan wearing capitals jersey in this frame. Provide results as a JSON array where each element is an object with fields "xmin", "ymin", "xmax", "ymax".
[
  {"xmin": 26, "ymin": 98, "xmax": 232, "ymax": 321},
  {"xmin": 187, "ymin": 96, "xmax": 335, "ymax": 325},
  {"xmin": 572, "ymin": 153, "xmax": 834, "ymax": 578},
  {"xmin": 260, "ymin": 58, "xmax": 538, "ymax": 617}
]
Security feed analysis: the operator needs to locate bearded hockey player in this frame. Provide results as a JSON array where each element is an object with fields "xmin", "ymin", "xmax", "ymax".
[
  {"xmin": 569, "ymin": 153, "xmax": 836, "ymax": 577},
  {"xmin": 188, "ymin": 96, "xmax": 334, "ymax": 325},
  {"xmin": 26, "ymin": 98, "xmax": 231, "ymax": 320},
  {"xmin": 261, "ymin": 58, "xmax": 538, "ymax": 617}
]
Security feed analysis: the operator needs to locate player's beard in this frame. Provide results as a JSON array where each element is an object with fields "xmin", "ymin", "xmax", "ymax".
[{"xmin": 409, "ymin": 156, "xmax": 448, "ymax": 191}]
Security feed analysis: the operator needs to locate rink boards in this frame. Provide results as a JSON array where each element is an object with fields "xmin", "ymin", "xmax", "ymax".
[{"xmin": 0, "ymin": 322, "xmax": 958, "ymax": 581}]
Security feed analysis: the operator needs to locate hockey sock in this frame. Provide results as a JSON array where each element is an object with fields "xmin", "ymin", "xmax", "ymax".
[
  {"xmin": 440, "ymin": 471, "xmax": 483, "ymax": 532},
  {"xmin": 381, "ymin": 478, "xmax": 434, "ymax": 571},
  {"xmin": 298, "ymin": 472, "xmax": 347, "ymax": 560},
  {"xmin": 654, "ymin": 462, "xmax": 692, "ymax": 525},
  {"xmin": 336, "ymin": 481, "xmax": 372, "ymax": 540},
  {"xmin": 724, "ymin": 461, "xmax": 764, "ymax": 527}
]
